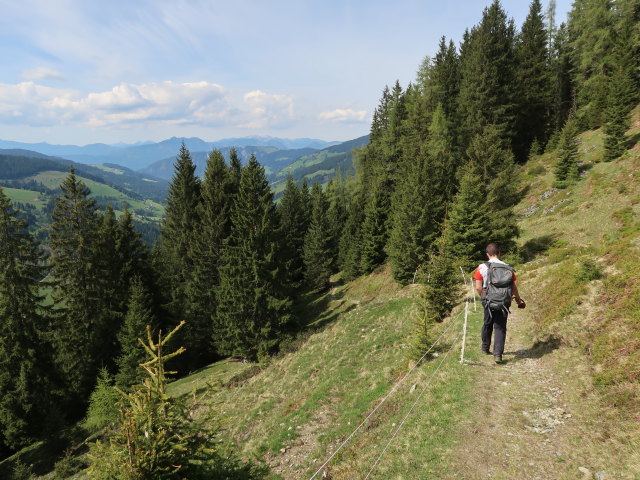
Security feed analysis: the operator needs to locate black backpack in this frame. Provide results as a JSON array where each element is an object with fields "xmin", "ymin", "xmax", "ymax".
[{"xmin": 482, "ymin": 261, "xmax": 515, "ymax": 312}]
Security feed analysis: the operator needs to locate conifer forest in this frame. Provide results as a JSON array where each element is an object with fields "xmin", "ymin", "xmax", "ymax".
[{"xmin": 0, "ymin": 0, "xmax": 638, "ymax": 477}]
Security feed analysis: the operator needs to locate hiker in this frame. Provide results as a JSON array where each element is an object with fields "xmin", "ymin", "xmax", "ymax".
[{"xmin": 473, "ymin": 242, "xmax": 525, "ymax": 363}]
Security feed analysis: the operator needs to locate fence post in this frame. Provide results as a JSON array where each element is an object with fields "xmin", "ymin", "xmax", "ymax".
[{"xmin": 460, "ymin": 289, "xmax": 469, "ymax": 364}]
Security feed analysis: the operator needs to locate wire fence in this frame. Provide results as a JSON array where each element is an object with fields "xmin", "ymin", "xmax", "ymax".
[
  {"xmin": 308, "ymin": 274, "xmax": 473, "ymax": 480},
  {"xmin": 364, "ymin": 327, "xmax": 464, "ymax": 479}
]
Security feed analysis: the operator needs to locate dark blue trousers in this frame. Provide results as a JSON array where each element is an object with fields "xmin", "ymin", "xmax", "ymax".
[{"xmin": 482, "ymin": 307, "xmax": 508, "ymax": 355}]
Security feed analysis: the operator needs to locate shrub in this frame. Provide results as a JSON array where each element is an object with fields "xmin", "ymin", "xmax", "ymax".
[
  {"xmin": 10, "ymin": 462, "xmax": 34, "ymax": 480},
  {"xmin": 87, "ymin": 322, "xmax": 221, "ymax": 480},
  {"xmin": 527, "ymin": 165, "xmax": 546, "ymax": 176},
  {"xmin": 574, "ymin": 260, "xmax": 603, "ymax": 283},
  {"xmin": 53, "ymin": 452, "xmax": 85, "ymax": 480},
  {"xmin": 83, "ymin": 368, "xmax": 120, "ymax": 432}
]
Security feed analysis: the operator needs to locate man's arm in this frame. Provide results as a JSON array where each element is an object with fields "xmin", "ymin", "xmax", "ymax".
[
  {"xmin": 512, "ymin": 280, "xmax": 520, "ymax": 301},
  {"xmin": 475, "ymin": 279, "xmax": 483, "ymax": 295},
  {"xmin": 512, "ymin": 280, "xmax": 524, "ymax": 304}
]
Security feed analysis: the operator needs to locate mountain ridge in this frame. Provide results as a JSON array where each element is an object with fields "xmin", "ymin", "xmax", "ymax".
[{"xmin": 0, "ymin": 136, "xmax": 340, "ymax": 170}]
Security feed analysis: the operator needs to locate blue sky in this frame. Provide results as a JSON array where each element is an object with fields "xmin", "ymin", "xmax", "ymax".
[{"xmin": 0, "ymin": 0, "xmax": 572, "ymax": 145}]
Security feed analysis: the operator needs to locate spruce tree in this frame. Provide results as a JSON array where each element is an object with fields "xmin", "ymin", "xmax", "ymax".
[
  {"xmin": 115, "ymin": 277, "xmax": 157, "ymax": 390},
  {"xmin": 94, "ymin": 206, "xmax": 125, "ymax": 366},
  {"xmin": 227, "ymin": 147, "xmax": 242, "ymax": 201},
  {"xmin": 387, "ymin": 153, "xmax": 429, "ymax": 284},
  {"xmin": 426, "ymin": 103, "xmax": 459, "ymax": 199},
  {"xmin": 359, "ymin": 180, "xmax": 390, "ymax": 274},
  {"xmin": 380, "ymin": 80, "xmax": 407, "ymax": 184},
  {"xmin": 387, "ymin": 105, "xmax": 454, "ymax": 284},
  {"xmin": 49, "ymin": 168, "xmax": 105, "ymax": 410},
  {"xmin": 603, "ymin": 68, "xmax": 635, "ymax": 162},
  {"xmin": 369, "ymin": 85, "xmax": 392, "ymax": 143},
  {"xmin": 158, "ymin": 143, "xmax": 201, "ymax": 327},
  {"xmin": 416, "ymin": 37, "xmax": 460, "ymax": 131},
  {"xmin": 613, "ymin": 0, "xmax": 640, "ymax": 105},
  {"xmin": 325, "ymin": 173, "xmax": 348, "ymax": 272},
  {"xmin": 303, "ymin": 183, "xmax": 333, "ymax": 291},
  {"xmin": 0, "ymin": 189, "xmax": 58, "ymax": 450},
  {"xmin": 549, "ymin": 22, "xmax": 574, "ymax": 134},
  {"xmin": 183, "ymin": 150, "xmax": 229, "ymax": 370},
  {"xmin": 278, "ymin": 176, "xmax": 308, "ymax": 294},
  {"xmin": 339, "ymin": 190, "xmax": 365, "ymax": 281},
  {"xmin": 116, "ymin": 209, "xmax": 155, "ymax": 294},
  {"xmin": 513, "ymin": 0, "xmax": 551, "ymax": 160},
  {"xmin": 87, "ymin": 323, "xmax": 223, "ymax": 479},
  {"xmin": 422, "ymin": 243, "xmax": 460, "ymax": 323},
  {"xmin": 553, "ymin": 117, "xmax": 580, "ymax": 186},
  {"xmin": 409, "ymin": 244, "xmax": 459, "ymax": 361},
  {"xmin": 442, "ymin": 161, "xmax": 491, "ymax": 268},
  {"xmin": 568, "ymin": 0, "xmax": 616, "ymax": 128},
  {"xmin": 467, "ymin": 126, "xmax": 521, "ymax": 254},
  {"xmin": 215, "ymin": 155, "xmax": 292, "ymax": 361},
  {"xmin": 457, "ymin": 0, "xmax": 518, "ymax": 150},
  {"xmin": 84, "ymin": 368, "xmax": 120, "ymax": 432},
  {"xmin": 300, "ymin": 178, "xmax": 312, "ymax": 227},
  {"xmin": 114, "ymin": 209, "xmax": 162, "ymax": 325}
]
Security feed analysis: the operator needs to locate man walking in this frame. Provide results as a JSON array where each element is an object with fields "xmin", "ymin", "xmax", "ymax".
[{"xmin": 473, "ymin": 243, "xmax": 524, "ymax": 363}]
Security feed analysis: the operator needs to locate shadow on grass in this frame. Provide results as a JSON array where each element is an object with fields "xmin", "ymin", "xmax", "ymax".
[
  {"xmin": 269, "ymin": 282, "xmax": 358, "ymax": 362},
  {"xmin": 208, "ymin": 451, "xmax": 272, "ymax": 480},
  {"xmin": 625, "ymin": 131, "xmax": 640, "ymax": 150},
  {"xmin": 578, "ymin": 162, "xmax": 594, "ymax": 174},
  {"xmin": 506, "ymin": 335, "xmax": 562, "ymax": 363},
  {"xmin": 519, "ymin": 234, "xmax": 558, "ymax": 262}
]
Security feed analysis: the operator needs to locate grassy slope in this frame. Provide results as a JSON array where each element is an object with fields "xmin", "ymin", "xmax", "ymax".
[
  {"xmin": 166, "ymin": 267, "xmax": 483, "ymax": 479},
  {"xmin": 515, "ymin": 105, "xmax": 640, "ymax": 408},
  {"xmin": 2, "ymin": 186, "xmax": 46, "ymax": 208},
  {"xmin": 26, "ymin": 170, "xmax": 165, "ymax": 219},
  {"xmin": 179, "ymin": 108, "xmax": 640, "ymax": 478}
]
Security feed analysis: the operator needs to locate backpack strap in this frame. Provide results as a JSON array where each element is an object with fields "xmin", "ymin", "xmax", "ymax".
[{"xmin": 484, "ymin": 261, "xmax": 491, "ymax": 287}]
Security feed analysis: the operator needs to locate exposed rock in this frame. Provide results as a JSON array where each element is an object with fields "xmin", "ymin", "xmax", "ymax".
[
  {"xmin": 542, "ymin": 198, "xmax": 570, "ymax": 215},
  {"xmin": 578, "ymin": 466, "xmax": 592, "ymax": 478},
  {"xmin": 539, "ymin": 188, "xmax": 559, "ymax": 200},
  {"xmin": 519, "ymin": 204, "xmax": 540, "ymax": 218}
]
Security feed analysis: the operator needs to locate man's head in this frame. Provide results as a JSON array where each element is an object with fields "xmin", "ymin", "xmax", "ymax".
[{"xmin": 486, "ymin": 242, "xmax": 500, "ymax": 258}]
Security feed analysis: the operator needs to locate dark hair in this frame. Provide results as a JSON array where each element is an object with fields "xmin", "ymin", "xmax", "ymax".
[{"xmin": 486, "ymin": 243, "xmax": 500, "ymax": 256}]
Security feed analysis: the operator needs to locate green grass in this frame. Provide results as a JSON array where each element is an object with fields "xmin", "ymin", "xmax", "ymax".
[
  {"xmin": 515, "ymin": 105, "xmax": 640, "ymax": 411},
  {"xmin": 2, "ymin": 187, "xmax": 46, "ymax": 208},
  {"xmin": 26, "ymin": 171, "xmax": 165, "ymax": 219},
  {"xmin": 276, "ymin": 151, "xmax": 343, "ymax": 178},
  {"xmin": 160, "ymin": 266, "xmax": 478, "ymax": 479},
  {"xmin": 167, "ymin": 359, "xmax": 253, "ymax": 397},
  {"xmin": 92, "ymin": 164, "xmax": 124, "ymax": 175}
]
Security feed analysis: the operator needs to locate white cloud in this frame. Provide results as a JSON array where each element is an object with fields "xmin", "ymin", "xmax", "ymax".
[
  {"xmin": 239, "ymin": 90, "xmax": 295, "ymax": 129},
  {"xmin": 0, "ymin": 81, "xmax": 298, "ymax": 129},
  {"xmin": 319, "ymin": 108, "xmax": 367, "ymax": 123},
  {"xmin": 21, "ymin": 67, "xmax": 67, "ymax": 82}
]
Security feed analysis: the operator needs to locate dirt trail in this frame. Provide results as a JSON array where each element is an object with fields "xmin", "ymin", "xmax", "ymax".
[{"xmin": 447, "ymin": 309, "xmax": 639, "ymax": 480}]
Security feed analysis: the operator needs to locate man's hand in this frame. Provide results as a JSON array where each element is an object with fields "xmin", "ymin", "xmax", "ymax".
[{"xmin": 514, "ymin": 296, "xmax": 526, "ymax": 309}]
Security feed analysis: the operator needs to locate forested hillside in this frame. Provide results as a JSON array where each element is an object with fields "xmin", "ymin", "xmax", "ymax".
[
  {"xmin": 0, "ymin": 0, "xmax": 638, "ymax": 478},
  {"xmin": 0, "ymin": 152, "xmax": 167, "ymax": 245}
]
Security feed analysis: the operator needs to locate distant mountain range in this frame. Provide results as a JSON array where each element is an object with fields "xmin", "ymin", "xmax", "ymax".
[
  {"xmin": 140, "ymin": 146, "xmax": 320, "ymax": 180},
  {"xmin": 0, "ymin": 134, "xmax": 371, "ymax": 203},
  {"xmin": 0, "ymin": 137, "xmax": 339, "ymax": 171}
]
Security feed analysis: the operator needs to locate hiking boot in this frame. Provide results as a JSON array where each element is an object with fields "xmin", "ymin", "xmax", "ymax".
[
  {"xmin": 481, "ymin": 348, "xmax": 492, "ymax": 355},
  {"xmin": 494, "ymin": 355, "xmax": 503, "ymax": 364}
]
